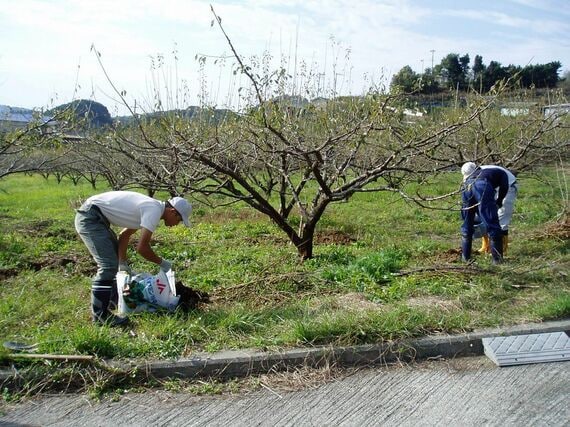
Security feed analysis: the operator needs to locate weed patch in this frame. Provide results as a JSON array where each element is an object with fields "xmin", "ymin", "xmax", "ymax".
[{"xmin": 0, "ymin": 169, "xmax": 568, "ymax": 397}]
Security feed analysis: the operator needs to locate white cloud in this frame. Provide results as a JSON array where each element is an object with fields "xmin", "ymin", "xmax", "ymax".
[
  {"xmin": 1, "ymin": 0, "xmax": 568, "ymax": 113},
  {"xmin": 445, "ymin": 9, "xmax": 569, "ymax": 35}
]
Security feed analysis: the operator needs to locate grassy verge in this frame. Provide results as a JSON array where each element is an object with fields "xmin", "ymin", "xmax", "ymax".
[{"xmin": 0, "ymin": 167, "xmax": 568, "ymax": 396}]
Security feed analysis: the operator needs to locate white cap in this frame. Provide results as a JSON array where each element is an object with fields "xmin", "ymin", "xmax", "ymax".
[
  {"xmin": 168, "ymin": 197, "xmax": 192, "ymax": 227},
  {"xmin": 461, "ymin": 162, "xmax": 477, "ymax": 180}
]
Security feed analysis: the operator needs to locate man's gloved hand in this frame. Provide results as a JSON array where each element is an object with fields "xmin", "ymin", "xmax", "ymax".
[
  {"xmin": 118, "ymin": 261, "xmax": 132, "ymax": 274},
  {"xmin": 159, "ymin": 258, "xmax": 172, "ymax": 272}
]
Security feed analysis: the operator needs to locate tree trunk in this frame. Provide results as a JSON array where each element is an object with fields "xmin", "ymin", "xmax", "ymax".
[
  {"xmin": 296, "ymin": 238, "xmax": 314, "ymax": 260},
  {"xmin": 296, "ymin": 225, "xmax": 315, "ymax": 261}
]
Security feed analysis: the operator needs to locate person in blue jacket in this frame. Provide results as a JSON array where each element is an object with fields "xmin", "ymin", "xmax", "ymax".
[
  {"xmin": 460, "ymin": 162, "xmax": 509, "ymax": 264},
  {"xmin": 462, "ymin": 162, "xmax": 518, "ymax": 255}
]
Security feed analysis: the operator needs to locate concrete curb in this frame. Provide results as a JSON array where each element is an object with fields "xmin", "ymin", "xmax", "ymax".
[
  {"xmin": 2, "ymin": 319, "xmax": 569, "ymax": 385},
  {"xmin": 116, "ymin": 318, "xmax": 570, "ymax": 380}
]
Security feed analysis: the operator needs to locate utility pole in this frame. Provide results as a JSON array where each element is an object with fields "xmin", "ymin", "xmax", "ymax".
[{"xmin": 429, "ymin": 50, "xmax": 436, "ymax": 113}]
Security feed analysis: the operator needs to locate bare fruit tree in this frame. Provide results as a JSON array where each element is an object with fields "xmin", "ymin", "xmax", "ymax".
[
  {"xmin": 0, "ymin": 114, "xmax": 74, "ymax": 180},
  {"xmin": 81, "ymin": 8, "xmax": 568, "ymax": 260}
]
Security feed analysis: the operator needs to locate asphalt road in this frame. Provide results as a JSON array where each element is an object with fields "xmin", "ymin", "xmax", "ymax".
[{"xmin": 1, "ymin": 356, "xmax": 568, "ymax": 426}]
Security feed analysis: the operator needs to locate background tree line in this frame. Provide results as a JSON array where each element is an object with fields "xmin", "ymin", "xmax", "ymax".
[{"xmin": 391, "ymin": 53, "xmax": 565, "ymax": 94}]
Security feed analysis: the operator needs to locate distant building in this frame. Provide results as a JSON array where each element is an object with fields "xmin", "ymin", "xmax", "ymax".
[
  {"xmin": 543, "ymin": 103, "xmax": 570, "ymax": 118},
  {"xmin": 0, "ymin": 105, "xmax": 54, "ymax": 132},
  {"xmin": 499, "ymin": 102, "xmax": 537, "ymax": 117}
]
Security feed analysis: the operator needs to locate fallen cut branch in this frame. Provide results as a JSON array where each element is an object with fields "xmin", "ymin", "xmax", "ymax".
[
  {"xmin": 7, "ymin": 353, "xmax": 95, "ymax": 361},
  {"xmin": 510, "ymin": 284, "xmax": 541, "ymax": 289},
  {"xmin": 216, "ymin": 271, "xmax": 312, "ymax": 294},
  {"xmin": 392, "ymin": 264, "xmax": 491, "ymax": 277},
  {"xmin": 529, "ymin": 213, "xmax": 569, "ymax": 241}
]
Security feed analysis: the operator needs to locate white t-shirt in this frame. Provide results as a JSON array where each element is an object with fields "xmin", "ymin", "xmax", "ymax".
[
  {"xmin": 86, "ymin": 191, "xmax": 165, "ymax": 232},
  {"xmin": 481, "ymin": 165, "xmax": 517, "ymax": 186}
]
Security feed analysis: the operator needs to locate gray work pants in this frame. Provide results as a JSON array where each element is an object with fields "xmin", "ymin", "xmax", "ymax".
[
  {"xmin": 498, "ymin": 183, "xmax": 517, "ymax": 231},
  {"xmin": 75, "ymin": 203, "xmax": 119, "ymax": 320}
]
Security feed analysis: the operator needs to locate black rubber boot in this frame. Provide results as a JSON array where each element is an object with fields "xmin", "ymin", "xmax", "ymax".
[
  {"xmin": 109, "ymin": 279, "xmax": 119, "ymax": 311},
  {"xmin": 461, "ymin": 236, "xmax": 472, "ymax": 262},
  {"xmin": 490, "ymin": 235, "xmax": 503, "ymax": 265},
  {"xmin": 92, "ymin": 282, "xmax": 128, "ymax": 327}
]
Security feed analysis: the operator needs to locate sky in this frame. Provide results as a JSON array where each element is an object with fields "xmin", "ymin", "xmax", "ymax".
[{"xmin": 1, "ymin": 0, "xmax": 569, "ymax": 116}]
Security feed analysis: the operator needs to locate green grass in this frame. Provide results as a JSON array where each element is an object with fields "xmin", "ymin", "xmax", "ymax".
[{"xmin": 0, "ymin": 168, "xmax": 568, "ymax": 365}]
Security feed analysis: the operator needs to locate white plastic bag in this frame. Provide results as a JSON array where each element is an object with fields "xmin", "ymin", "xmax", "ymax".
[{"xmin": 117, "ymin": 269, "xmax": 180, "ymax": 314}]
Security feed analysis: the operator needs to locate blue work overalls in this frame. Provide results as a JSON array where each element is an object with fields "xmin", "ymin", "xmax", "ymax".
[{"xmin": 461, "ymin": 168, "xmax": 509, "ymax": 263}]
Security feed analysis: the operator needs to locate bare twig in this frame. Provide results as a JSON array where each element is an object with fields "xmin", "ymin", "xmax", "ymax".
[
  {"xmin": 392, "ymin": 264, "xmax": 491, "ymax": 276},
  {"xmin": 6, "ymin": 354, "xmax": 95, "ymax": 361}
]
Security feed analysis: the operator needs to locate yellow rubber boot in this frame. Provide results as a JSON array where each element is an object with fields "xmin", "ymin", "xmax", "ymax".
[
  {"xmin": 503, "ymin": 234, "xmax": 509, "ymax": 257},
  {"xmin": 478, "ymin": 234, "xmax": 491, "ymax": 254}
]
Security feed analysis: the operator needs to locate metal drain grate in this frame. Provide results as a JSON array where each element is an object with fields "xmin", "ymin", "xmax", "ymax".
[{"xmin": 482, "ymin": 331, "xmax": 570, "ymax": 367}]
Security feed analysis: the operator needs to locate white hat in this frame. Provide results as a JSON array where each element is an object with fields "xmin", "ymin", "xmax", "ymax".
[
  {"xmin": 168, "ymin": 197, "xmax": 192, "ymax": 227},
  {"xmin": 461, "ymin": 162, "xmax": 477, "ymax": 180}
]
